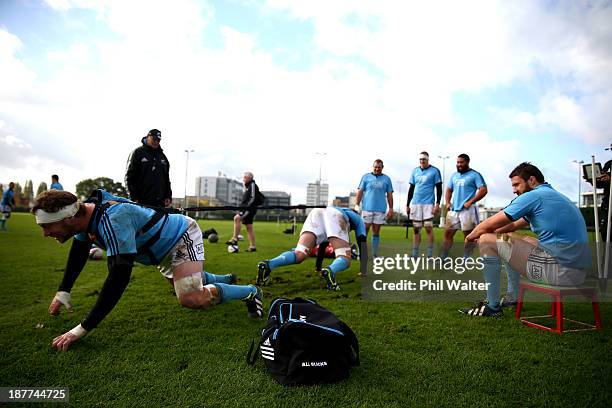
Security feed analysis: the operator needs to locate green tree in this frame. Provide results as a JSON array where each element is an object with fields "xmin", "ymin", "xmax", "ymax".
[
  {"xmin": 13, "ymin": 182, "xmax": 22, "ymax": 206},
  {"xmin": 23, "ymin": 180, "xmax": 34, "ymax": 207},
  {"xmin": 76, "ymin": 177, "xmax": 127, "ymax": 200},
  {"xmin": 36, "ymin": 182, "xmax": 48, "ymax": 196}
]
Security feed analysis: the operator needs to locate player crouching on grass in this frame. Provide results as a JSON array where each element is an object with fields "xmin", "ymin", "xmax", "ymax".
[
  {"xmin": 32, "ymin": 189, "xmax": 263, "ymax": 352},
  {"xmin": 256, "ymin": 207, "xmax": 367, "ymax": 291},
  {"xmin": 460, "ymin": 162, "xmax": 591, "ymax": 317}
]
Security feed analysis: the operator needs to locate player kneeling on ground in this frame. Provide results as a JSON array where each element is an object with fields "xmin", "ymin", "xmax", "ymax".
[
  {"xmin": 256, "ymin": 207, "xmax": 366, "ymax": 290},
  {"xmin": 461, "ymin": 162, "xmax": 591, "ymax": 317},
  {"xmin": 33, "ymin": 189, "xmax": 263, "ymax": 352}
]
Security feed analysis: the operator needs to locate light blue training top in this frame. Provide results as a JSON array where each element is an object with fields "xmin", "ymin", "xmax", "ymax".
[
  {"xmin": 74, "ymin": 190, "xmax": 189, "ymax": 265},
  {"xmin": 410, "ymin": 165, "xmax": 442, "ymax": 205},
  {"xmin": 357, "ymin": 173, "xmax": 393, "ymax": 212},
  {"xmin": 333, "ymin": 206, "xmax": 367, "ymax": 239},
  {"xmin": 1, "ymin": 188, "xmax": 14, "ymax": 206},
  {"xmin": 448, "ymin": 169, "xmax": 486, "ymax": 211},
  {"xmin": 504, "ymin": 183, "xmax": 591, "ymax": 269}
]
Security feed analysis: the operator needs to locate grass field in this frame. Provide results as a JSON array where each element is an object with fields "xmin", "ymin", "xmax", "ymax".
[{"xmin": 1, "ymin": 213, "xmax": 611, "ymax": 407}]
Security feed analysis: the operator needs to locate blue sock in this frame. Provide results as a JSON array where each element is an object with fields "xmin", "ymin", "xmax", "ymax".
[
  {"xmin": 427, "ymin": 246, "xmax": 433, "ymax": 258},
  {"xmin": 482, "ymin": 256, "xmax": 501, "ymax": 309},
  {"xmin": 504, "ymin": 261, "xmax": 520, "ymax": 300},
  {"xmin": 372, "ymin": 235, "xmax": 380, "ymax": 257},
  {"xmin": 411, "ymin": 243, "xmax": 419, "ymax": 258},
  {"xmin": 202, "ymin": 272, "xmax": 233, "ymax": 284},
  {"xmin": 327, "ymin": 257, "xmax": 350, "ymax": 275},
  {"xmin": 440, "ymin": 248, "xmax": 449, "ymax": 260},
  {"xmin": 268, "ymin": 251, "xmax": 297, "ymax": 270},
  {"xmin": 213, "ymin": 283, "xmax": 256, "ymax": 303}
]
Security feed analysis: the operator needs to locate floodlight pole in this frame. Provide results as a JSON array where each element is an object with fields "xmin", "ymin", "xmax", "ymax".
[
  {"xmin": 438, "ymin": 155, "xmax": 449, "ymax": 227},
  {"xmin": 315, "ymin": 152, "xmax": 327, "ymax": 206},
  {"xmin": 591, "ymin": 155, "xmax": 603, "ymax": 284},
  {"xmin": 603, "ymin": 145, "xmax": 612, "ymax": 292},
  {"xmin": 184, "ymin": 149, "xmax": 194, "ymax": 209},
  {"xmin": 572, "ymin": 159, "xmax": 584, "ymax": 207},
  {"xmin": 396, "ymin": 180, "xmax": 404, "ymax": 225}
]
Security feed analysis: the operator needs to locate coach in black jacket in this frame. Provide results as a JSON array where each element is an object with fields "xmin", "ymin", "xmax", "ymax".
[
  {"xmin": 125, "ymin": 129, "xmax": 172, "ymax": 207},
  {"xmin": 226, "ymin": 172, "xmax": 262, "ymax": 251}
]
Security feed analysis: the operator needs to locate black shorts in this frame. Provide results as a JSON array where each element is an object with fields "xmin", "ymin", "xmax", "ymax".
[{"xmin": 239, "ymin": 208, "xmax": 257, "ymax": 225}]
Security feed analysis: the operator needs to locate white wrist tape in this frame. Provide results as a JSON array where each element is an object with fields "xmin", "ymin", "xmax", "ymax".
[
  {"xmin": 55, "ymin": 291, "xmax": 72, "ymax": 308},
  {"xmin": 35, "ymin": 202, "xmax": 79, "ymax": 224},
  {"xmin": 354, "ymin": 204, "xmax": 360, "ymax": 212},
  {"xmin": 69, "ymin": 324, "xmax": 87, "ymax": 338}
]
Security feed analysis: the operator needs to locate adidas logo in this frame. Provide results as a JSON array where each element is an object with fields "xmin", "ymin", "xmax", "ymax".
[
  {"xmin": 263, "ymin": 338, "xmax": 271, "ymax": 346},
  {"xmin": 141, "ymin": 157, "xmax": 149, "ymax": 162}
]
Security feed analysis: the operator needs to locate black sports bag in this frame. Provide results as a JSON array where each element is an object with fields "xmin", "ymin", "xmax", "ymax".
[{"xmin": 247, "ymin": 297, "xmax": 359, "ymax": 385}]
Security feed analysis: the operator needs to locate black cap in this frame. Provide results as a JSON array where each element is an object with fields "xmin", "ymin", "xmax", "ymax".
[{"xmin": 147, "ymin": 129, "xmax": 162, "ymax": 140}]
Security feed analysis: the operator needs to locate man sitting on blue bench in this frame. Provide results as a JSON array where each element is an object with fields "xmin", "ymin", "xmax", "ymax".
[{"xmin": 460, "ymin": 162, "xmax": 591, "ymax": 317}]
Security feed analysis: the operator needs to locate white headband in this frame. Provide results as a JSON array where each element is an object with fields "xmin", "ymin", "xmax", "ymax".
[
  {"xmin": 35, "ymin": 202, "xmax": 79, "ymax": 224},
  {"xmin": 419, "ymin": 154, "xmax": 429, "ymax": 160}
]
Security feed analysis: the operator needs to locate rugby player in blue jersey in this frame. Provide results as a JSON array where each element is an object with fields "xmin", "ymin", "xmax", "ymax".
[
  {"xmin": 0, "ymin": 182, "xmax": 15, "ymax": 231},
  {"xmin": 407, "ymin": 152, "xmax": 442, "ymax": 258},
  {"xmin": 32, "ymin": 189, "xmax": 263, "ymax": 351},
  {"xmin": 256, "ymin": 207, "xmax": 367, "ymax": 291},
  {"xmin": 355, "ymin": 159, "xmax": 394, "ymax": 258},
  {"xmin": 461, "ymin": 162, "xmax": 591, "ymax": 317},
  {"xmin": 441, "ymin": 154, "xmax": 488, "ymax": 259}
]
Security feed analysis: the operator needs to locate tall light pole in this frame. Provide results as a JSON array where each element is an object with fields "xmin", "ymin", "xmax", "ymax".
[
  {"xmin": 396, "ymin": 180, "xmax": 404, "ymax": 225},
  {"xmin": 572, "ymin": 159, "xmax": 584, "ymax": 207},
  {"xmin": 438, "ymin": 155, "xmax": 450, "ymax": 227},
  {"xmin": 184, "ymin": 149, "xmax": 194, "ymax": 208},
  {"xmin": 315, "ymin": 152, "xmax": 327, "ymax": 205}
]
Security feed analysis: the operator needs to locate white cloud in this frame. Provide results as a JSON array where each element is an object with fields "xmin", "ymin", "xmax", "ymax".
[
  {"xmin": 267, "ymin": 0, "xmax": 612, "ymax": 142},
  {"xmin": 1, "ymin": 0, "xmax": 611, "ymax": 207},
  {"xmin": 0, "ymin": 29, "xmax": 37, "ymax": 101}
]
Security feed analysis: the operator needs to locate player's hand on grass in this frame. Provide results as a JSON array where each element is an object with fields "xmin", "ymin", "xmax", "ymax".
[
  {"xmin": 52, "ymin": 324, "xmax": 87, "ymax": 352},
  {"xmin": 49, "ymin": 291, "xmax": 72, "ymax": 316},
  {"xmin": 52, "ymin": 332, "xmax": 79, "ymax": 352}
]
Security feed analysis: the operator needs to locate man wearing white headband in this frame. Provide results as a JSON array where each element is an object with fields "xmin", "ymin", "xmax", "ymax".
[
  {"xmin": 407, "ymin": 152, "xmax": 442, "ymax": 258},
  {"xmin": 32, "ymin": 189, "xmax": 263, "ymax": 352}
]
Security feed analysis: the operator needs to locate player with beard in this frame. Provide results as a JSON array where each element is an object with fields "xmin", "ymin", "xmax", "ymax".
[
  {"xmin": 460, "ymin": 162, "xmax": 591, "ymax": 317},
  {"xmin": 440, "ymin": 154, "xmax": 487, "ymax": 259}
]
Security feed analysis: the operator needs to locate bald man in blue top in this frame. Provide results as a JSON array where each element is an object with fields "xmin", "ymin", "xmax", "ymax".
[
  {"xmin": 355, "ymin": 159, "xmax": 394, "ymax": 257},
  {"xmin": 460, "ymin": 162, "xmax": 591, "ymax": 317}
]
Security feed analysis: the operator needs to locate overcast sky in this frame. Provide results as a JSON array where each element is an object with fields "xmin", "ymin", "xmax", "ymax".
[{"xmin": 1, "ymin": 0, "xmax": 611, "ymax": 211}]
